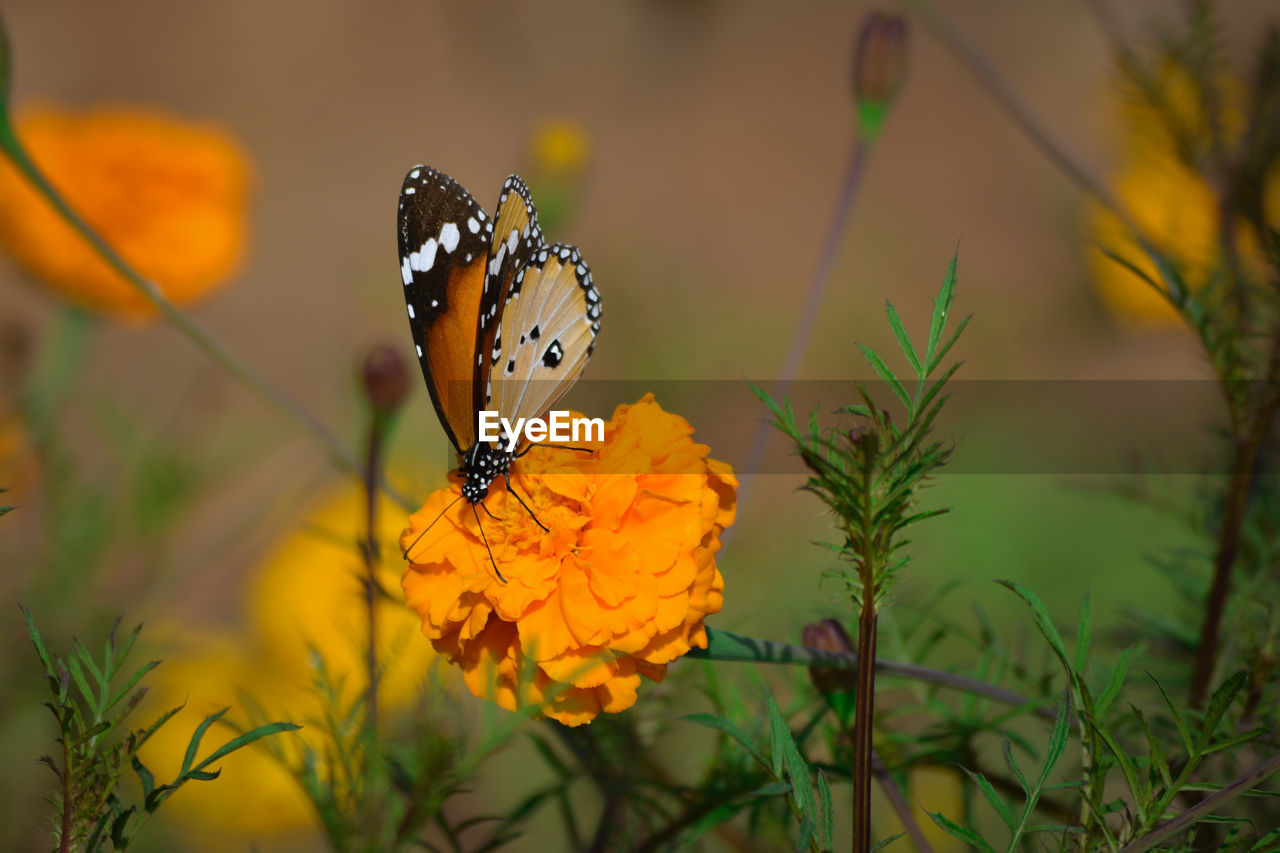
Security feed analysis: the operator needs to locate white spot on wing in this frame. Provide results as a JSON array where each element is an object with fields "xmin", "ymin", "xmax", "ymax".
[
  {"xmin": 400, "ymin": 257, "xmax": 412, "ymax": 286},
  {"xmin": 439, "ymin": 222, "xmax": 460, "ymax": 253},
  {"xmin": 407, "ymin": 304, "xmax": 415, "ymax": 318},
  {"xmin": 410, "ymin": 239, "xmax": 438, "ymax": 272},
  {"xmin": 467, "ymin": 216, "xmax": 480, "ymax": 233}
]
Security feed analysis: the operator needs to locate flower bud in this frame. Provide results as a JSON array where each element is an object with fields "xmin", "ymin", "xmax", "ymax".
[
  {"xmin": 360, "ymin": 344, "xmax": 409, "ymax": 415},
  {"xmin": 802, "ymin": 619, "xmax": 857, "ymax": 695},
  {"xmin": 852, "ymin": 13, "xmax": 909, "ymax": 139}
]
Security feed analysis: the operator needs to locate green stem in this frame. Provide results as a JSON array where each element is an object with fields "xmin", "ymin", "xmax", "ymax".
[
  {"xmin": 731, "ymin": 135, "xmax": 873, "ymax": 539},
  {"xmin": 0, "ymin": 120, "xmax": 413, "ymax": 510}
]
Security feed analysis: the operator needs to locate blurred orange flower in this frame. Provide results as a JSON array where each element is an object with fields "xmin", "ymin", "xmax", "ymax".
[
  {"xmin": 401, "ymin": 394, "xmax": 736, "ymax": 726},
  {"xmin": 1087, "ymin": 65, "xmax": 1278, "ymax": 328},
  {"xmin": 140, "ymin": 483, "xmax": 440, "ymax": 846},
  {"xmin": 0, "ymin": 105, "xmax": 250, "ymax": 317}
]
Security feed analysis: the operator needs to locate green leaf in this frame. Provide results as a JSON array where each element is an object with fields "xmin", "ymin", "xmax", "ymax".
[
  {"xmin": 961, "ymin": 767, "xmax": 1015, "ymax": 829},
  {"xmin": 20, "ymin": 603, "xmax": 55, "ymax": 676},
  {"xmin": 817, "ymin": 769, "xmax": 833, "ymax": 851},
  {"xmin": 131, "ymin": 754, "xmax": 156, "ymax": 799},
  {"xmin": 925, "ymin": 252, "xmax": 959, "ymax": 368},
  {"xmin": 1095, "ymin": 645, "xmax": 1138, "ymax": 716},
  {"xmin": 996, "ymin": 580, "xmax": 1071, "ymax": 678},
  {"xmin": 1000, "ymin": 735, "xmax": 1030, "ymax": 796},
  {"xmin": 1073, "ymin": 593, "xmax": 1091, "ymax": 675},
  {"xmin": 871, "ymin": 832, "xmax": 905, "ymax": 852},
  {"xmin": 683, "ymin": 713, "xmax": 768, "ymax": 769},
  {"xmin": 181, "ymin": 708, "xmax": 229, "ymax": 776},
  {"xmin": 857, "ymin": 343, "xmax": 912, "ymax": 410},
  {"xmin": 884, "ymin": 301, "xmax": 923, "ymax": 376},
  {"xmin": 1037, "ymin": 690, "xmax": 1072, "ymax": 789},
  {"xmin": 1198, "ymin": 671, "xmax": 1247, "ymax": 751},
  {"xmin": 927, "ymin": 810, "xmax": 995, "ymax": 853},
  {"xmin": 191, "ymin": 721, "xmax": 300, "ymax": 771},
  {"xmin": 1150, "ymin": 674, "xmax": 1194, "ymax": 753},
  {"xmin": 1131, "ymin": 705, "xmax": 1172, "ymax": 791}
]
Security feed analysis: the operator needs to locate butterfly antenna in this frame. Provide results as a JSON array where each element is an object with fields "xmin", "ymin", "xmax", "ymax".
[
  {"xmin": 402, "ymin": 494, "xmax": 464, "ymax": 562},
  {"xmin": 503, "ymin": 473, "xmax": 549, "ymax": 533},
  {"xmin": 472, "ymin": 503, "xmax": 507, "ymax": 583}
]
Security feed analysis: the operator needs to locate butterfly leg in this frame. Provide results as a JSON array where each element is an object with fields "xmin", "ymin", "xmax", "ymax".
[
  {"xmin": 471, "ymin": 503, "xmax": 507, "ymax": 583},
  {"xmin": 504, "ymin": 473, "xmax": 550, "ymax": 533},
  {"xmin": 402, "ymin": 494, "xmax": 463, "ymax": 561}
]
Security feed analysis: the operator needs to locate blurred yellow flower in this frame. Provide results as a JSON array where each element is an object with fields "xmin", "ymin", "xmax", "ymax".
[
  {"xmin": 402, "ymin": 394, "xmax": 736, "ymax": 727},
  {"xmin": 1087, "ymin": 64, "xmax": 1278, "ymax": 328},
  {"xmin": 0, "ymin": 105, "xmax": 250, "ymax": 318},
  {"xmin": 140, "ymin": 482, "xmax": 440, "ymax": 845},
  {"xmin": 531, "ymin": 119, "xmax": 592, "ymax": 177}
]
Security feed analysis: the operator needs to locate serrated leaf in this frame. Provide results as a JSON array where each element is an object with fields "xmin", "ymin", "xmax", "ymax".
[
  {"xmin": 1037, "ymin": 689, "xmax": 1072, "ymax": 788},
  {"xmin": 996, "ymin": 580, "xmax": 1071, "ymax": 678},
  {"xmin": 884, "ymin": 301, "xmax": 923, "ymax": 375},
  {"xmin": 1150, "ymin": 674, "xmax": 1193, "ymax": 753},
  {"xmin": 1095, "ymin": 646, "xmax": 1138, "ymax": 716},
  {"xmin": 1001, "ymin": 735, "xmax": 1030, "ymax": 796},
  {"xmin": 1198, "ymin": 671, "xmax": 1247, "ymax": 750},
  {"xmin": 871, "ymin": 832, "xmax": 905, "ymax": 852},
  {"xmin": 927, "ymin": 811, "xmax": 995, "ymax": 853},
  {"xmin": 858, "ymin": 343, "xmax": 912, "ymax": 410},
  {"xmin": 925, "ymin": 253, "xmax": 959, "ymax": 367},
  {"xmin": 683, "ymin": 713, "xmax": 768, "ymax": 769},
  {"xmin": 1131, "ymin": 705, "xmax": 1172, "ymax": 791},
  {"xmin": 817, "ymin": 769, "xmax": 833, "ymax": 851},
  {"xmin": 961, "ymin": 767, "xmax": 1015, "ymax": 829}
]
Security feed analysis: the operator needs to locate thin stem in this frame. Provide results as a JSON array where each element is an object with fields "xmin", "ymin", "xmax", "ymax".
[
  {"xmin": 362, "ymin": 409, "xmax": 386, "ymax": 737},
  {"xmin": 730, "ymin": 136, "xmax": 872, "ymax": 541},
  {"xmin": 1189, "ymin": 328, "xmax": 1280, "ymax": 708},
  {"xmin": 0, "ymin": 122, "xmax": 413, "ymax": 511},
  {"xmin": 58, "ymin": 725, "xmax": 72, "ymax": 853},
  {"xmin": 688, "ymin": 629, "xmax": 1056, "ymax": 719},
  {"xmin": 904, "ymin": 0, "xmax": 1155, "ymax": 251},
  {"xmin": 1117, "ymin": 751, "xmax": 1280, "ymax": 853}
]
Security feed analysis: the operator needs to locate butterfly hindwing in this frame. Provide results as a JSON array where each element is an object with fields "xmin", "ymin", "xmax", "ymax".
[
  {"xmin": 477, "ymin": 175, "xmax": 544, "ymax": 412},
  {"xmin": 398, "ymin": 165, "xmax": 494, "ymax": 451},
  {"xmin": 490, "ymin": 242, "xmax": 602, "ymax": 425}
]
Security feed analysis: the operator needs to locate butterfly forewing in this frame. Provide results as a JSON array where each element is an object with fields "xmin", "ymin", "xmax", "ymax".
[
  {"xmin": 398, "ymin": 165, "xmax": 493, "ymax": 451},
  {"xmin": 477, "ymin": 175, "xmax": 544, "ymax": 411},
  {"xmin": 490, "ymin": 243, "xmax": 602, "ymax": 425}
]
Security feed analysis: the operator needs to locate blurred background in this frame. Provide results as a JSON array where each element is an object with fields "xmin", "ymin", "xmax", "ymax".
[{"xmin": 0, "ymin": 0, "xmax": 1275, "ymax": 850}]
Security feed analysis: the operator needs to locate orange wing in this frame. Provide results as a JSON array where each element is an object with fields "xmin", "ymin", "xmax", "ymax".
[{"xmin": 398, "ymin": 166, "xmax": 494, "ymax": 451}]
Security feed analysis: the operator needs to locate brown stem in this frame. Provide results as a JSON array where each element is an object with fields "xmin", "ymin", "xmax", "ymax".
[
  {"xmin": 362, "ymin": 410, "xmax": 386, "ymax": 734},
  {"xmin": 1118, "ymin": 751, "xmax": 1280, "ymax": 853},
  {"xmin": 1189, "ymin": 330, "xmax": 1280, "ymax": 708},
  {"xmin": 851, "ymin": 601, "xmax": 878, "ymax": 852},
  {"xmin": 58, "ymin": 729, "xmax": 72, "ymax": 853}
]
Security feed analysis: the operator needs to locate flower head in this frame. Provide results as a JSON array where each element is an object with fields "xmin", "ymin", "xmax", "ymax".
[
  {"xmin": 401, "ymin": 394, "xmax": 736, "ymax": 726},
  {"xmin": 0, "ymin": 105, "xmax": 250, "ymax": 317}
]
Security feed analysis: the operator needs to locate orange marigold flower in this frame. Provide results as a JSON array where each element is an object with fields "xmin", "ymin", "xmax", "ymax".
[
  {"xmin": 401, "ymin": 394, "xmax": 736, "ymax": 726},
  {"xmin": 0, "ymin": 105, "xmax": 250, "ymax": 318}
]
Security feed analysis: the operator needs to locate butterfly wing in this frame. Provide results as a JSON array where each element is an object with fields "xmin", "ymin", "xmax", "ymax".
[
  {"xmin": 489, "ymin": 243, "xmax": 602, "ymax": 424},
  {"xmin": 398, "ymin": 165, "xmax": 494, "ymax": 451},
  {"xmin": 476, "ymin": 175, "xmax": 544, "ymax": 414}
]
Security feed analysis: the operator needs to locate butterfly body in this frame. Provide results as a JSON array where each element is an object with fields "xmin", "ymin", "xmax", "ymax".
[{"xmin": 398, "ymin": 165, "xmax": 601, "ymax": 514}]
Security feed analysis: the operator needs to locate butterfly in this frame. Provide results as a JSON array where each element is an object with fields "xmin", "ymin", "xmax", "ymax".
[{"xmin": 397, "ymin": 165, "xmax": 602, "ymax": 577}]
